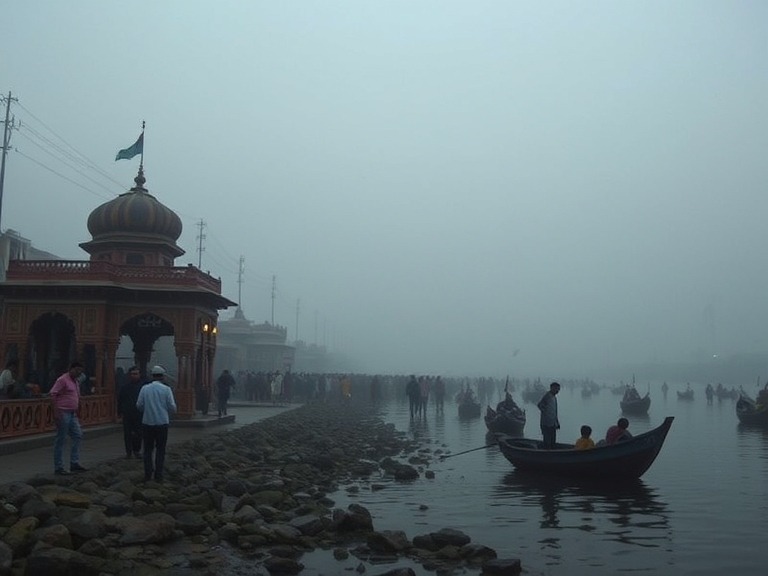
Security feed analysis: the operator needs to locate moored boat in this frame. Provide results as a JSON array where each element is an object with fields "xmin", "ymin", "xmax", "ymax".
[
  {"xmin": 457, "ymin": 385, "xmax": 481, "ymax": 418},
  {"xmin": 496, "ymin": 416, "xmax": 674, "ymax": 480},
  {"xmin": 677, "ymin": 388, "xmax": 694, "ymax": 401},
  {"xmin": 485, "ymin": 396, "xmax": 526, "ymax": 435},
  {"xmin": 458, "ymin": 399, "xmax": 481, "ymax": 418},
  {"xmin": 736, "ymin": 395, "xmax": 768, "ymax": 427},
  {"xmin": 621, "ymin": 389, "xmax": 651, "ymax": 415}
]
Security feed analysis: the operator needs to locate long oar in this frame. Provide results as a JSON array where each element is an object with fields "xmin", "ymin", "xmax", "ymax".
[{"xmin": 439, "ymin": 443, "xmax": 497, "ymax": 460}]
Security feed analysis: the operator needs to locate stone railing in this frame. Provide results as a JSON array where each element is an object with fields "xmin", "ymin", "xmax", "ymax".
[
  {"xmin": 0, "ymin": 395, "xmax": 113, "ymax": 439},
  {"xmin": 5, "ymin": 260, "xmax": 222, "ymax": 293}
]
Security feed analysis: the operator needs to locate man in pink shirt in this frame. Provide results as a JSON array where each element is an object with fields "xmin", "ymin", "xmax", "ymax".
[{"xmin": 50, "ymin": 361, "xmax": 88, "ymax": 475}]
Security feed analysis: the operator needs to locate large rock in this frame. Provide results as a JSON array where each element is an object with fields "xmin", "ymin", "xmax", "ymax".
[
  {"xmin": 367, "ymin": 530, "xmax": 411, "ymax": 553},
  {"xmin": 113, "ymin": 513, "xmax": 176, "ymax": 546},
  {"xmin": 65, "ymin": 509, "xmax": 108, "ymax": 543},
  {"xmin": 20, "ymin": 499, "xmax": 57, "ymax": 523},
  {"xmin": 481, "ymin": 558, "xmax": 522, "ymax": 575},
  {"xmin": 33, "ymin": 524, "xmax": 73, "ymax": 550},
  {"xmin": 430, "ymin": 528, "xmax": 470, "ymax": 547},
  {"xmin": 175, "ymin": 510, "xmax": 208, "ymax": 535},
  {"xmin": 2, "ymin": 516, "xmax": 39, "ymax": 556},
  {"xmin": 0, "ymin": 483, "xmax": 39, "ymax": 509},
  {"xmin": 332, "ymin": 504, "xmax": 373, "ymax": 532},
  {"xmin": 288, "ymin": 514, "xmax": 325, "ymax": 536}
]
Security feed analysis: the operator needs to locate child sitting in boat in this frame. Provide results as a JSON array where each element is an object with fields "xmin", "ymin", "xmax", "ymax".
[{"xmin": 574, "ymin": 425, "xmax": 595, "ymax": 450}]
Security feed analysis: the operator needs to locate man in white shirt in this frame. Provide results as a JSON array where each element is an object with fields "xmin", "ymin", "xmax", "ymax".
[{"xmin": 136, "ymin": 365, "xmax": 177, "ymax": 482}]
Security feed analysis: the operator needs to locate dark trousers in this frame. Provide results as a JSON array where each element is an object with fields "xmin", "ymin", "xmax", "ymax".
[
  {"xmin": 218, "ymin": 394, "xmax": 229, "ymax": 416},
  {"xmin": 123, "ymin": 418, "xmax": 142, "ymax": 455},
  {"xmin": 541, "ymin": 425, "xmax": 557, "ymax": 449},
  {"xmin": 142, "ymin": 425, "xmax": 169, "ymax": 480}
]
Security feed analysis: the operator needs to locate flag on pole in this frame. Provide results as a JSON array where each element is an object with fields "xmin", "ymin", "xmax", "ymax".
[{"xmin": 115, "ymin": 133, "xmax": 144, "ymax": 161}]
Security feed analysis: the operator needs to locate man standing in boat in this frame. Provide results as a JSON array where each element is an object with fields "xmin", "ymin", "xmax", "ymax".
[{"xmin": 537, "ymin": 381, "xmax": 561, "ymax": 449}]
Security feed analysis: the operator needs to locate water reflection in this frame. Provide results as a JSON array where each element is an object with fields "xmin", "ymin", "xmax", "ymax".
[
  {"xmin": 494, "ymin": 471, "xmax": 671, "ymax": 552},
  {"xmin": 736, "ymin": 424, "xmax": 768, "ymax": 460}
]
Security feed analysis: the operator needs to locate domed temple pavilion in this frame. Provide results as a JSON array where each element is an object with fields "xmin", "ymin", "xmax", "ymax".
[{"xmin": 0, "ymin": 168, "xmax": 235, "ymax": 438}]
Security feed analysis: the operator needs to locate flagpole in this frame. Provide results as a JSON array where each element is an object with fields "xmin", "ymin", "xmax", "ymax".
[{"xmin": 140, "ymin": 120, "xmax": 145, "ymax": 172}]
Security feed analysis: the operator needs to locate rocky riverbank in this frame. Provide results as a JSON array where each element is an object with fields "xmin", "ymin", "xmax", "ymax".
[{"xmin": 0, "ymin": 403, "xmax": 522, "ymax": 576}]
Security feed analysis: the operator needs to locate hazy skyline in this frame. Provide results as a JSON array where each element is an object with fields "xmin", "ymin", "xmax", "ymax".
[{"xmin": 2, "ymin": 1, "xmax": 767, "ymax": 377}]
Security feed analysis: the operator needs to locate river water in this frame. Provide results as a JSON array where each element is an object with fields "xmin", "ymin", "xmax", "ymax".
[{"xmin": 300, "ymin": 381, "xmax": 768, "ymax": 576}]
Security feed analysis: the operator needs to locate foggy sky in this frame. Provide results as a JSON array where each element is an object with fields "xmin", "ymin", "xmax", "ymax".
[{"xmin": 2, "ymin": 1, "xmax": 767, "ymax": 377}]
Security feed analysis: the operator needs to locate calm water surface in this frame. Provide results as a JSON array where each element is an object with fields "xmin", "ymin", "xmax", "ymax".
[{"xmin": 325, "ymin": 382, "xmax": 768, "ymax": 576}]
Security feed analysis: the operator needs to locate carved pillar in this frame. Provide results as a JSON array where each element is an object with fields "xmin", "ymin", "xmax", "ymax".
[{"xmin": 93, "ymin": 342, "xmax": 104, "ymax": 394}]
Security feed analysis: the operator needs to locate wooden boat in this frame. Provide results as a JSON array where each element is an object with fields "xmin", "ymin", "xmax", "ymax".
[
  {"xmin": 485, "ymin": 401, "xmax": 526, "ymax": 435},
  {"xmin": 736, "ymin": 395, "xmax": 768, "ymax": 427},
  {"xmin": 496, "ymin": 416, "xmax": 674, "ymax": 480},
  {"xmin": 458, "ymin": 399, "xmax": 481, "ymax": 418},
  {"xmin": 621, "ymin": 392, "xmax": 651, "ymax": 415},
  {"xmin": 677, "ymin": 389, "xmax": 694, "ymax": 401}
]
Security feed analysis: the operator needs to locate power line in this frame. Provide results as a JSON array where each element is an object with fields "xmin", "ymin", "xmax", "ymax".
[
  {"xmin": 14, "ymin": 148, "xmax": 113, "ymax": 200},
  {"xmin": 15, "ymin": 131, "xmax": 120, "ymax": 197},
  {"xmin": 15, "ymin": 100, "xmax": 124, "ymax": 189}
]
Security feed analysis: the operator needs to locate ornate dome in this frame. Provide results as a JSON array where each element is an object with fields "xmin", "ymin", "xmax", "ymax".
[{"xmin": 87, "ymin": 170, "xmax": 182, "ymax": 242}]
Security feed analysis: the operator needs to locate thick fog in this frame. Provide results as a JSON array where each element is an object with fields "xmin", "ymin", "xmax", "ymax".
[{"xmin": 2, "ymin": 1, "xmax": 766, "ymax": 377}]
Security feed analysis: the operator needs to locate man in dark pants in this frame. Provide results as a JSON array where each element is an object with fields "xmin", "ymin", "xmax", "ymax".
[
  {"xmin": 537, "ymin": 382, "xmax": 561, "ymax": 449},
  {"xmin": 136, "ymin": 365, "xmax": 177, "ymax": 482},
  {"xmin": 117, "ymin": 366, "xmax": 144, "ymax": 459}
]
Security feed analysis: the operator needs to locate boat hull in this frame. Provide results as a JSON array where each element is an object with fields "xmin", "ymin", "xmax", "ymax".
[
  {"xmin": 620, "ymin": 393, "xmax": 651, "ymax": 415},
  {"xmin": 485, "ymin": 406, "xmax": 525, "ymax": 435},
  {"xmin": 458, "ymin": 401, "xmax": 481, "ymax": 418},
  {"xmin": 736, "ymin": 396, "xmax": 768, "ymax": 427},
  {"xmin": 497, "ymin": 416, "xmax": 674, "ymax": 480}
]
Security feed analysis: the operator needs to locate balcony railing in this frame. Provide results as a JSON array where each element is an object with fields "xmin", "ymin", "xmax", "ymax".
[
  {"xmin": 0, "ymin": 395, "xmax": 113, "ymax": 439},
  {"xmin": 5, "ymin": 260, "xmax": 222, "ymax": 293}
]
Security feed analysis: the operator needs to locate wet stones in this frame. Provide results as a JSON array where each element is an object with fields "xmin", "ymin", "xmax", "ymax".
[{"xmin": 0, "ymin": 403, "xmax": 524, "ymax": 575}]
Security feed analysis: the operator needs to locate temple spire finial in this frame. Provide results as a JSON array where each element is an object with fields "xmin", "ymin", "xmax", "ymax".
[{"xmin": 133, "ymin": 120, "xmax": 147, "ymax": 191}]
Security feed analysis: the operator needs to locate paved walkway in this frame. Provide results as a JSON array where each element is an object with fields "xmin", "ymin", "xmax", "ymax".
[{"xmin": 0, "ymin": 403, "xmax": 298, "ymax": 485}]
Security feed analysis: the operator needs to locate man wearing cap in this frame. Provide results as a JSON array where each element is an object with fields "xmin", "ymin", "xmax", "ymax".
[{"xmin": 136, "ymin": 365, "xmax": 177, "ymax": 482}]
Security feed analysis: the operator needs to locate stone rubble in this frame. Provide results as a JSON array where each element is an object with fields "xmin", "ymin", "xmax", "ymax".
[{"xmin": 0, "ymin": 403, "xmax": 522, "ymax": 576}]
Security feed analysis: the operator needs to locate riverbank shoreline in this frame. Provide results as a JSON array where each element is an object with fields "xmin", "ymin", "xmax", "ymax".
[{"xmin": 1, "ymin": 402, "xmax": 523, "ymax": 575}]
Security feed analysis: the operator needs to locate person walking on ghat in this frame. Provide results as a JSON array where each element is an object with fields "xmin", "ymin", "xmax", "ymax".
[
  {"xmin": 117, "ymin": 366, "xmax": 145, "ymax": 458},
  {"xmin": 50, "ymin": 361, "xmax": 88, "ymax": 475},
  {"xmin": 136, "ymin": 365, "xmax": 177, "ymax": 482},
  {"xmin": 215, "ymin": 369, "xmax": 236, "ymax": 417},
  {"xmin": 537, "ymin": 381, "xmax": 561, "ymax": 449}
]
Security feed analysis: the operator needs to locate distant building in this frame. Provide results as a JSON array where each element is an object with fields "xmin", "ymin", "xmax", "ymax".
[
  {"xmin": 0, "ymin": 229, "xmax": 61, "ymax": 280},
  {"xmin": 214, "ymin": 307, "xmax": 295, "ymax": 373}
]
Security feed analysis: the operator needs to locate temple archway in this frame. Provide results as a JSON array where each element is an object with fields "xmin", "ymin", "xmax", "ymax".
[
  {"xmin": 27, "ymin": 312, "xmax": 77, "ymax": 392},
  {"xmin": 120, "ymin": 312, "xmax": 175, "ymax": 377}
]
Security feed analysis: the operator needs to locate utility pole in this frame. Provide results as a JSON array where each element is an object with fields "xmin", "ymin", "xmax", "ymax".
[
  {"xmin": 314, "ymin": 310, "xmax": 318, "ymax": 345},
  {"xmin": 237, "ymin": 255, "xmax": 245, "ymax": 309},
  {"xmin": 195, "ymin": 219, "xmax": 206, "ymax": 268},
  {"xmin": 0, "ymin": 91, "xmax": 19, "ymax": 232},
  {"xmin": 270, "ymin": 275, "xmax": 276, "ymax": 324},
  {"xmin": 294, "ymin": 298, "xmax": 300, "ymax": 343}
]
